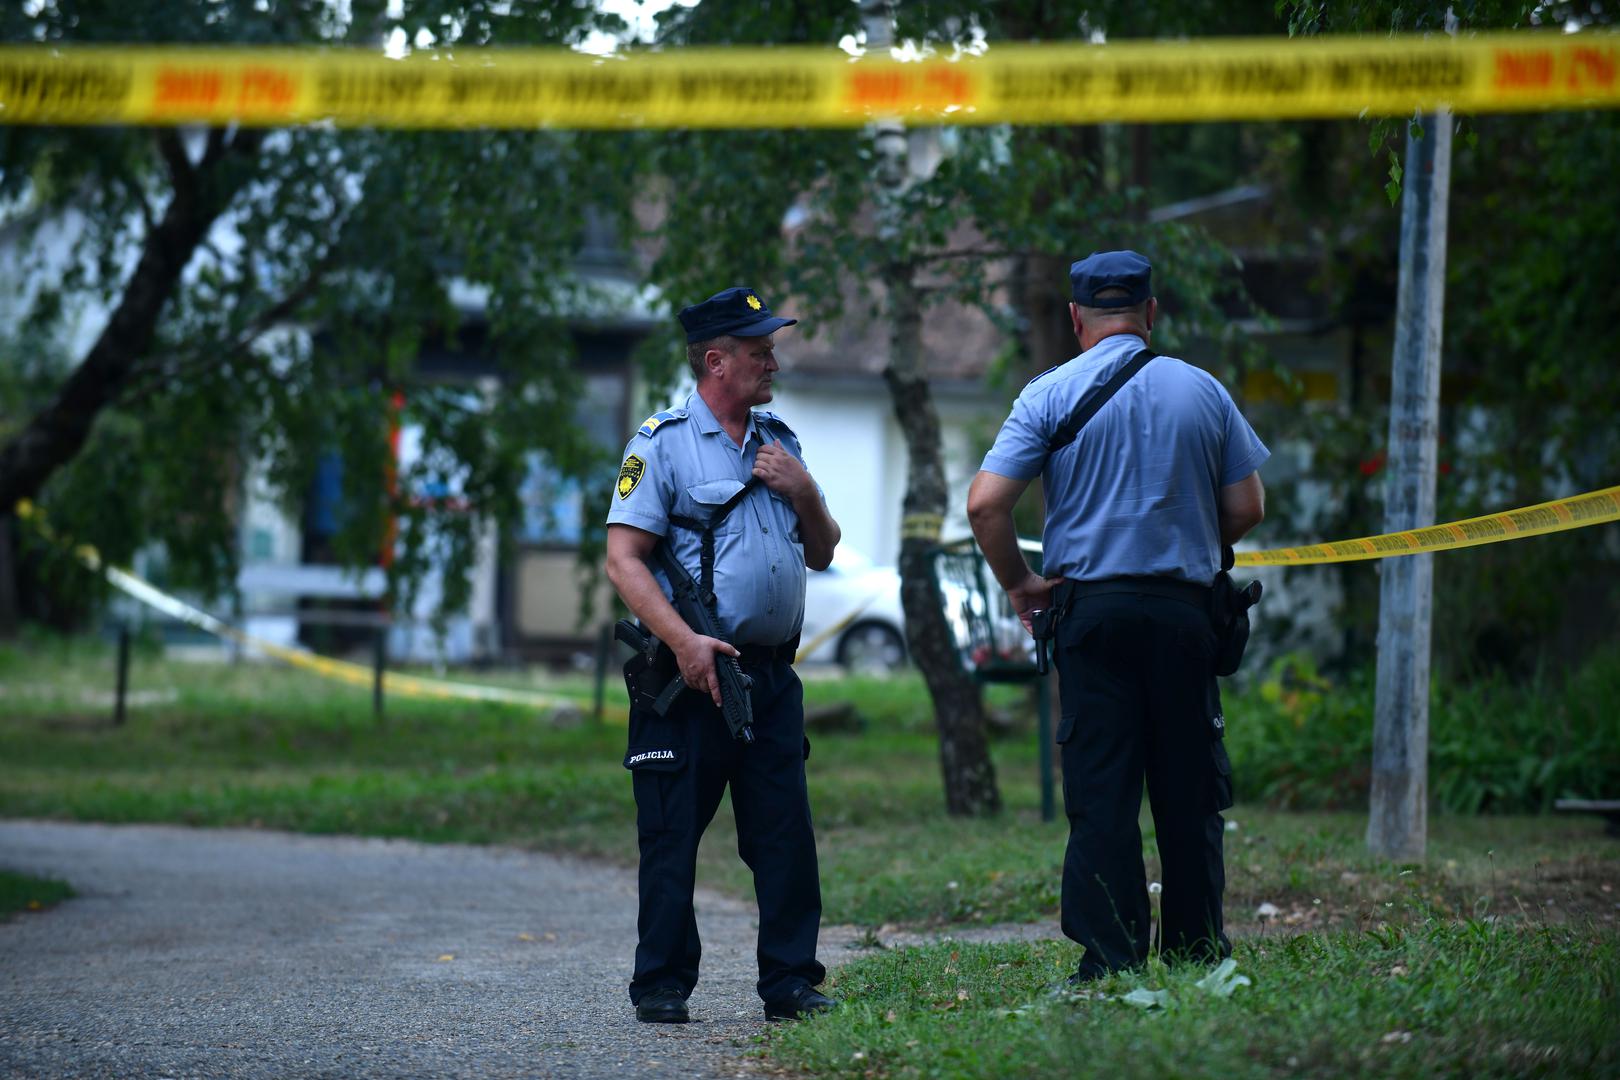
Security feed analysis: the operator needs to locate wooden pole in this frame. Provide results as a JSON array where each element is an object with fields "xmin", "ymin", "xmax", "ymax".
[{"xmin": 1368, "ymin": 110, "xmax": 1451, "ymax": 863}]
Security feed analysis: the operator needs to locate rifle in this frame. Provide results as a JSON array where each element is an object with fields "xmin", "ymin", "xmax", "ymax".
[{"xmin": 647, "ymin": 544, "xmax": 757, "ymax": 744}]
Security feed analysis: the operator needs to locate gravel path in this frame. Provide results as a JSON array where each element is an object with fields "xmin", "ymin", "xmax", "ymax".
[{"xmin": 0, "ymin": 821, "xmax": 825, "ymax": 1079}]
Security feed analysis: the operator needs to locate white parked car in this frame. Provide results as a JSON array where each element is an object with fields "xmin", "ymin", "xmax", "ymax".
[{"xmin": 798, "ymin": 547, "xmax": 908, "ymax": 672}]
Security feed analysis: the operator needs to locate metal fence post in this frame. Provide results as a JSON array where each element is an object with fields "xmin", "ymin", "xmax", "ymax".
[
  {"xmin": 593, "ymin": 622, "xmax": 612, "ymax": 722},
  {"xmin": 373, "ymin": 625, "xmax": 387, "ymax": 723},
  {"xmin": 113, "ymin": 623, "xmax": 131, "ymax": 727}
]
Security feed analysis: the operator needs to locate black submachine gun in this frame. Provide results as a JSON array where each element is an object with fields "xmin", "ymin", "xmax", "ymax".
[{"xmin": 613, "ymin": 546, "xmax": 756, "ymax": 744}]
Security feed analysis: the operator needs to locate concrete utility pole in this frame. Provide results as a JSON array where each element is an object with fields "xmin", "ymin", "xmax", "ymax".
[{"xmin": 1367, "ymin": 109, "xmax": 1452, "ymax": 863}]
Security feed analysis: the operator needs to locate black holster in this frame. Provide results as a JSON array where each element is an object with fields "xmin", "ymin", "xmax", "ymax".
[
  {"xmin": 617, "ymin": 620, "xmax": 682, "ymax": 715},
  {"xmin": 1030, "ymin": 584, "xmax": 1076, "ymax": 675},
  {"xmin": 1209, "ymin": 546, "xmax": 1262, "ymax": 677}
]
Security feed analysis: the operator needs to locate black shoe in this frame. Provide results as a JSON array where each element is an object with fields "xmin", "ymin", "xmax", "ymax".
[
  {"xmin": 1067, "ymin": 965, "xmax": 1109, "ymax": 986},
  {"xmin": 763, "ymin": 984, "xmax": 837, "ymax": 1021},
  {"xmin": 635, "ymin": 987, "xmax": 689, "ymax": 1024}
]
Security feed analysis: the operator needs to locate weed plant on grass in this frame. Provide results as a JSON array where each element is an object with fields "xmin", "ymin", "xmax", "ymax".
[
  {"xmin": 768, "ymin": 919, "xmax": 1619, "ymax": 1078},
  {"xmin": 0, "ymin": 869, "xmax": 74, "ymax": 919}
]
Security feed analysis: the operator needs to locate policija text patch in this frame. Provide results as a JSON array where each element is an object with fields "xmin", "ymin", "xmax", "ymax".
[{"xmin": 617, "ymin": 454, "xmax": 646, "ymax": 500}]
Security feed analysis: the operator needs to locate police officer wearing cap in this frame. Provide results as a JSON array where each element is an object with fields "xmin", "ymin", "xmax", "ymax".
[
  {"xmin": 966, "ymin": 251, "xmax": 1268, "ymax": 982},
  {"xmin": 604, "ymin": 286, "xmax": 842, "ymax": 1024}
]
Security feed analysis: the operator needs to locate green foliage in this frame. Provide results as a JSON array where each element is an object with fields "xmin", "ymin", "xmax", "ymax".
[
  {"xmin": 1251, "ymin": 0, "xmax": 1620, "ymax": 677},
  {"xmin": 1227, "ymin": 645, "xmax": 1620, "ymax": 813},
  {"xmin": 766, "ymin": 922, "xmax": 1620, "ymax": 1078},
  {"xmin": 655, "ymin": 0, "xmax": 1288, "ymax": 383},
  {"xmin": 0, "ymin": 0, "xmax": 636, "ymax": 618}
]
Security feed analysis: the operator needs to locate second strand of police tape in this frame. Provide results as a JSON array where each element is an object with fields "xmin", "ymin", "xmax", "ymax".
[{"xmin": 22, "ymin": 484, "xmax": 1619, "ymax": 711}]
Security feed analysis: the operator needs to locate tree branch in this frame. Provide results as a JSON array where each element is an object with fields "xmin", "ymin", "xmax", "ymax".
[
  {"xmin": 0, "ymin": 127, "xmax": 262, "ymax": 511},
  {"xmin": 913, "ymin": 245, "xmax": 1019, "ymax": 264},
  {"xmin": 117, "ymin": 260, "xmax": 333, "ymax": 410}
]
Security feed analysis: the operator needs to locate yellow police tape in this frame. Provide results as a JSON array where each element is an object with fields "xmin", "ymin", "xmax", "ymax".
[
  {"xmin": 15, "ymin": 500, "xmax": 574, "ymax": 711},
  {"xmin": 1234, "ymin": 485, "xmax": 1620, "ymax": 567},
  {"xmin": 1, "ymin": 32, "xmax": 1616, "ymax": 130},
  {"xmin": 1011, "ymin": 485, "xmax": 1620, "ymax": 566}
]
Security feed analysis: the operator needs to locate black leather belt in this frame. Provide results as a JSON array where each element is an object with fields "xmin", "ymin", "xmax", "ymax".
[
  {"xmin": 736, "ymin": 636, "xmax": 801, "ymax": 667},
  {"xmin": 1062, "ymin": 576, "xmax": 1211, "ymax": 611}
]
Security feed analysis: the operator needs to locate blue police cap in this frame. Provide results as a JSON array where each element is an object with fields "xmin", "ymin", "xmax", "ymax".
[
  {"xmin": 677, "ymin": 287, "xmax": 798, "ymax": 343},
  {"xmin": 1069, "ymin": 250, "xmax": 1153, "ymax": 307}
]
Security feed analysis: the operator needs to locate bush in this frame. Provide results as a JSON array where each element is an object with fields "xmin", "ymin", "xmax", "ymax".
[{"xmin": 1225, "ymin": 646, "xmax": 1620, "ymax": 813}]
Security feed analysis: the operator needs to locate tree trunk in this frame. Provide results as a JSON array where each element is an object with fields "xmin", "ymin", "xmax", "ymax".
[
  {"xmin": 884, "ymin": 271, "xmax": 1002, "ymax": 816},
  {"xmin": 0, "ymin": 129, "xmax": 260, "ymax": 512},
  {"xmin": 857, "ymin": 0, "xmax": 1000, "ymax": 816},
  {"xmin": 1368, "ymin": 111, "xmax": 1451, "ymax": 863}
]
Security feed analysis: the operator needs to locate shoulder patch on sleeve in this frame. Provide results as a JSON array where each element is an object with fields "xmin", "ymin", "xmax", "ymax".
[
  {"xmin": 636, "ymin": 410, "xmax": 687, "ymax": 439},
  {"xmin": 616, "ymin": 454, "xmax": 647, "ymax": 500}
]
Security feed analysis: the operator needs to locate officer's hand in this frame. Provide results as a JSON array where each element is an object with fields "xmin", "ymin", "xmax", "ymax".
[
  {"xmin": 1008, "ymin": 573, "xmax": 1063, "ymax": 634},
  {"xmin": 753, "ymin": 440, "xmax": 815, "ymax": 502},
  {"xmin": 673, "ymin": 632, "xmax": 739, "ymax": 708}
]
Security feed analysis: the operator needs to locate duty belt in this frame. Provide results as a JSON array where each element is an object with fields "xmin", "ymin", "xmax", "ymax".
[
  {"xmin": 735, "ymin": 637, "xmax": 801, "ymax": 667},
  {"xmin": 1060, "ymin": 575, "xmax": 1212, "ymax": 611}
]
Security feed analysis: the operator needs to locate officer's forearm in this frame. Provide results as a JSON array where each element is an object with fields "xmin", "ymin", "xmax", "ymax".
[
  {"xmin": 972, "ymin": 510, "xmax": 1032, "ymax": 593},
  {"xmin": 793, "ymin": 489, "xmax": 841, "ymax": 571},
  {"xmin": 967, "ymin": 471, "xmax": 1034, "ymax": 591},
  {"xmin": 605, "ymin": 546, "xmax": 700, "ymax": 652}
]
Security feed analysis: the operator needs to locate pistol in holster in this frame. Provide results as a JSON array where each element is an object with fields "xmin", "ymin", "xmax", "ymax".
[
  {"xmin": 1210, "ymin": 545, "xmax": 1263, "ymax": 677},
  {"xmin": 1028, "ymin": 582, "xmax": 1074, "ymax": 676},
  {"xmin": 615, "ymin": 619, "xmax": 685, "ymax": 716}
]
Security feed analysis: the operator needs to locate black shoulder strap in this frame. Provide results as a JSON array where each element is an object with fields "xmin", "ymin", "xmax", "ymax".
[
  {"xmin": 1046, "ymin": 348, "xmax": 1157, "ymax": 456},
  {"xmin": 664, "ymin": 477, "xmax": 761, "ymax": 620}
]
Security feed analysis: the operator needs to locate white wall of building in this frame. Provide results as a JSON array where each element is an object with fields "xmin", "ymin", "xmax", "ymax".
[{"xmin": 769, "ymin": 376, "xmax": 1004, "ymax": 570}]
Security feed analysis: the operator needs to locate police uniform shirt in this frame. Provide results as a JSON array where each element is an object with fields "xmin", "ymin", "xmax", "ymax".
[
  {"xmin": 606, "ymin": 390, "xmax": 815, "ymax": 647},
  {"xmin": 981, "ymin": 333, "xmax": 1270, "ymax": 584}
]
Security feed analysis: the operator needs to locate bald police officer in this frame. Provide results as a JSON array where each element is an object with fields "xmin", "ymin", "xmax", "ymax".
[
  {"xmin": 967, "ymin": 251, "xmax": 1268, "ymax": 982},
  {"xmin": 604, "ymin": 287, "xmax": 842, "ymax": 1024}
]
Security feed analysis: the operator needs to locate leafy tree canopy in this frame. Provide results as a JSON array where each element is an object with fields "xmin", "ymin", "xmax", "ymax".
[{"xmin": 0, "ymin": 0, "xmax": 638, "ymax": 616}]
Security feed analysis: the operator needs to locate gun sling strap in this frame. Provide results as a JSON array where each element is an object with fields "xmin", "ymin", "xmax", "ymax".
[
  {"xmin": 1046, "ymin": 347, "xmax": 1158, "ymax": 455},
  {"xmin": 662, "ymin": 416, "xmax": 786, "ymax": 619}
]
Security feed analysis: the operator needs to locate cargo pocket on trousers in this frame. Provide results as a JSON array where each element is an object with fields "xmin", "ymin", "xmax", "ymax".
[
  {"xmin": 1210, "ymin": 739, "xmax": 1235, "ymax": 813},
  {"xmin": 625, "ymin": 745, "xmax": 683, "ymax": 833},
  {"xmin": 1053, "ymin": 615, "xmax": 1106, "ymax": 745},
  {"xmin": 802, "ymin": 735, "xmax": 812, "ymax": 762}
]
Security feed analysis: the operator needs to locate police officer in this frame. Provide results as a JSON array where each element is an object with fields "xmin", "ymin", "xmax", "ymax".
[
  {"xmin": 966, "ymin": 251, "xmax": 1268, "ymax": 981},
  {"xmin": 604, "ymin": 287, "xmax": 842, "ymax": 1024}
]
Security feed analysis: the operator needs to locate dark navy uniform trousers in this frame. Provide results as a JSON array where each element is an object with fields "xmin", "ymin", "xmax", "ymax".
[
  {"xmin": 624, "ymin": 656, "xmax": 824, "ymax": 1006},
  {"xmin": 1053, "ymin": 588, "xmax": 1234, "ymax": 976}
]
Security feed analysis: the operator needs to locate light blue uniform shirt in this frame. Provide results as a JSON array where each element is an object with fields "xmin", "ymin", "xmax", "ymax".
[
  {"xmin": 606, "ymin": 390, "xmax": 812, "ymax": 647},
  {"xmin": 980, "ymin": 333, "xmax": 1270, "ymax": 585}
]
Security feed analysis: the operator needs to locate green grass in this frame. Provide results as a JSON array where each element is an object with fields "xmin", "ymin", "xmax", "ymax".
[
  {"xmin": 766, "ymin": 919, "xmax": 1620, "ymax": 1078},
  {"xmin": 0, "ymin": 869, "xmax": 74, "ymax": 919},
  {"xmin": 1, "ymin": 638, "xmax": 1617, "ymax": 931},
  {"xmin": 5, "ymin": 635, "xmax": 1619, "ymax": 1077}
]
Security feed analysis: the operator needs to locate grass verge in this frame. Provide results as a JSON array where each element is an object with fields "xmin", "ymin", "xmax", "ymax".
[
  {"xmin": 1, "ymin": 638, "xmax": 1617, "ymax": 933},
  {"xmin": 768, "ymin": 919, "xmax": 1619, "ymax": 1078}
]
